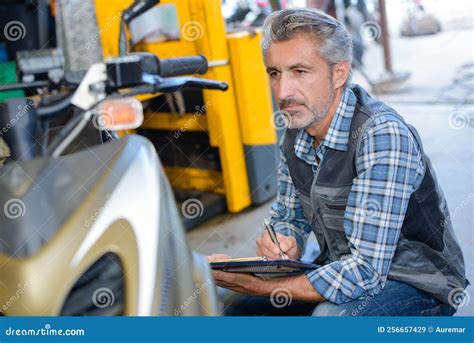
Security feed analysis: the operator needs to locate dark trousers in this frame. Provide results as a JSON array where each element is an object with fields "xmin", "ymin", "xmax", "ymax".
[{"xmin": 223, "ymin": 280, "xmax": 456, "ymax": 316}]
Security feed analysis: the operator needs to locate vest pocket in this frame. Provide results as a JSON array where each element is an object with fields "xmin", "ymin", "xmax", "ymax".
[
  {"xmin": 322, "ymin": 198, "xmax": 347, "ymax": 213},
  {"xmin": 313, "ymin": 193, "xmax": 351, "ymax": 260},
  {"xmin": 325, "ymin": 203, "xmax": 346, "ymax": 211},
  {"xmin": 321, "ymin": 211, "xmax": 351, "ymax": 259},
  {"xmin": 321, "ymin": 210, "xmax": 345, "ymax": 230}
]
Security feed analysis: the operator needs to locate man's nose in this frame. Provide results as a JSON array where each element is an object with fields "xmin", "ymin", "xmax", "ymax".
[{"xmin": 278, "ymin": 74, "xmax": 296, "ymax": 102}]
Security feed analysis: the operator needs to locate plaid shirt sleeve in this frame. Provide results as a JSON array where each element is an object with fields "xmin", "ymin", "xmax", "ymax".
[
  {"xmin": 305, "ymin": 119, "xmax": 425, "ymax": 304},
  {"xmin": 268, "ymin": 144, "xmax": 312, "ymax": 254}
]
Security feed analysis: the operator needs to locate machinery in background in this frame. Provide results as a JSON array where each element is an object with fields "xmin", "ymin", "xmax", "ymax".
[
  {"xmin": 223, "ymin": 0, "xmax": 273, "ymax": 28},
  {"xmin": 0, "ymin": 0, "xmax": 279, "ymax": 229},
  {"xmin": 95, "ymin": 0, "xmax": 279, "ymax": 229},
  {"xmin": 0, "ymin": 0, "xmax": 53, "ymax": 60},
  {"xmin": 0, "ymin": 0, "xmax": 223, "ymax": 315}
]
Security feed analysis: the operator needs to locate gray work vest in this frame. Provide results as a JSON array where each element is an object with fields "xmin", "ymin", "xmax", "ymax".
[{"xmin": 282, "ymin": 85, "xmax": 467, "ymax": 304}]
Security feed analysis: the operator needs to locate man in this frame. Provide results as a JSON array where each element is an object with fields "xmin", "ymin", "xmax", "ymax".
[{"xmin": 209, "ymin": 8, "xmax": 468, "ymax": 316}]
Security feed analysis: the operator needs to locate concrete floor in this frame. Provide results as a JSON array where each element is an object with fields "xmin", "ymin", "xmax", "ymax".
[{"xmin": 188, "ymin": 25, "xmax": 473, "ymax": 315}]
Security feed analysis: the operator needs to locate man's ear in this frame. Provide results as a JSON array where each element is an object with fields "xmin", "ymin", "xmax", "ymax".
[{"xmin": 332, "ymin": 61, "xmax": 350, "ymax": 89}]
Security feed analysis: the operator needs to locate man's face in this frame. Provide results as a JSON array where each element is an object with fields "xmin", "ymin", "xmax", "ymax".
[{"xmin": 265, "ymin": 33, "xmax": 335, "ymax": 129}]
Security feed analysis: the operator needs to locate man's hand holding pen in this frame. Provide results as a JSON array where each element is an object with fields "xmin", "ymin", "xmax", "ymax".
[
  {"xmin": 207, "ymin": 220, "xmax": 322, "ymax": 302},
  {"xmin": 256, "ymin": 219, "xmax": 301, "ymax": 261}
]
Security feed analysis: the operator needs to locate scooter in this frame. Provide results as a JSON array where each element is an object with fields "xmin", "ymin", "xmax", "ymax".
[{"xmin": 0, "ymin": 0, "xmax": 226, "ymax": 316}]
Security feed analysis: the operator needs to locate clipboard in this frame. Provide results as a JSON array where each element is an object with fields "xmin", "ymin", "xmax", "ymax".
[{"xmin": 210, "ymin": 257, "xmax": 320, "ymax": 277}]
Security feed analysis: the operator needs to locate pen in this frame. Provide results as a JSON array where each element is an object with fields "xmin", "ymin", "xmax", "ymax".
[{"xmin": 263, "ymin": 218, "xmax": 287, "ymax": 260}]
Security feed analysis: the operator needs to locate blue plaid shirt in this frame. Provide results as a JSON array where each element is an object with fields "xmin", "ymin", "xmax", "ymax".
[{"xmin": 269, "ymin": 87, "xmax": 425, "ymax": 304}]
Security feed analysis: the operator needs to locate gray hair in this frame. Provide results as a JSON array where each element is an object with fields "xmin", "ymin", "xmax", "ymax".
[{"xmin": 261, "ymin": 8, "xmax": 353, "ymax": 85}]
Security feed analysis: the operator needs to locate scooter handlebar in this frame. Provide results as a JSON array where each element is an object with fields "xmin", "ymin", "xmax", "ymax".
[{"xmin": 158, "ymin": 55, "xmax": 209, "ymax": 77}]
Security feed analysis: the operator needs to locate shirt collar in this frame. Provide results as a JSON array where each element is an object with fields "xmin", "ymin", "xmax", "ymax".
[
  {"xmin": 322, "ymin": 87, "xmax": 356, "ymax": 151},
  {"xmin": 294, "ymin": 87, "xmax": 356, "ymax": 164}
]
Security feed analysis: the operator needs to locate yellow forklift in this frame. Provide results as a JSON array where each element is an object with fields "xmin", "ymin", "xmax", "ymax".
[{"xmin": 94, "ymin": 0, "xmax": 279, "ymax": 228}]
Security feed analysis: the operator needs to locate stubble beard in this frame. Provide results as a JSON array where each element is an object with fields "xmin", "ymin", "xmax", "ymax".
[{"xmin": 285, "ymin": 81, "xmax": 335, "ymax": 130}]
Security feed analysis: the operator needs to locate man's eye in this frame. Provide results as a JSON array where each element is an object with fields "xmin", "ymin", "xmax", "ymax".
[
  {"xmin": 295, "ymin": 69, "xmax": 307, "ymax": 74},
  {"xmin": 269, "ymin": 71, "xmax": 279, "ymax": 78}
]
